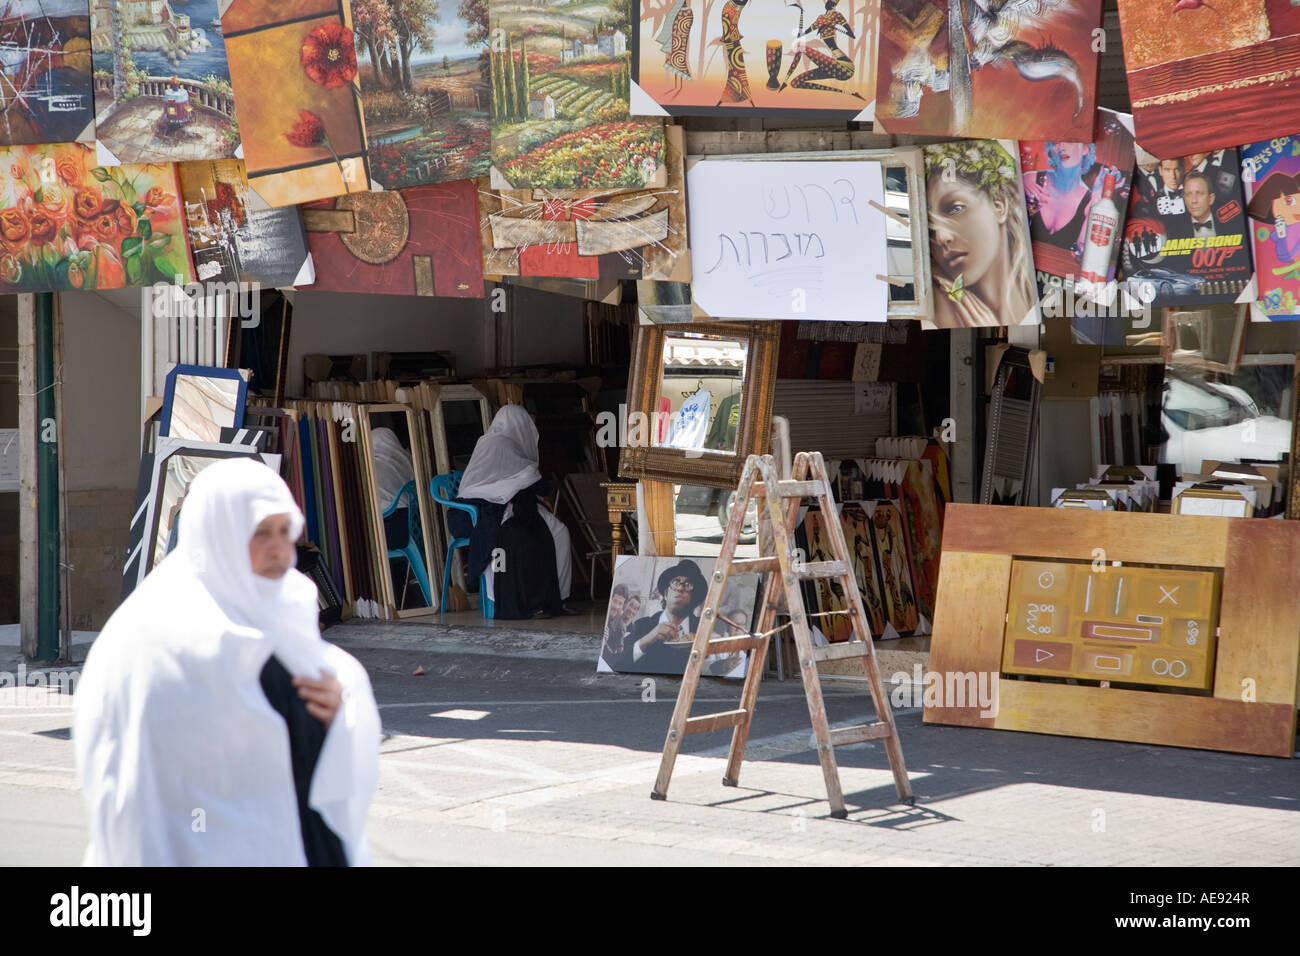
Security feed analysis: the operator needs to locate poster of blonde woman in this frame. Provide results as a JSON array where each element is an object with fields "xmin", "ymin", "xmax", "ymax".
[{"xmin": 921, "ymin": 139, "xmax": 1040, "ymax": 329}]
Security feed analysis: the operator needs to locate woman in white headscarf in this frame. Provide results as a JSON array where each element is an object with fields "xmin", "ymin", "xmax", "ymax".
[
  {"xmin": 73, "ymin": 457, "xmax": 381, "ymax": 866},
  {"xmin": 457, "ymin": 404, "xmax": 574, "ymax": 619}
]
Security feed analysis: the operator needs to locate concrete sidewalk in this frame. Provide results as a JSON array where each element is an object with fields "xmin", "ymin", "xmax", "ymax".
[{"xmin": 1, "ymin": 619, "xmax": 1297, "ymax": 866}]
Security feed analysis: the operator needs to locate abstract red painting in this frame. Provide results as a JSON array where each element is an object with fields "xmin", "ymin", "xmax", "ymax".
[{"xmin": 301, "ymin": 179, "xmax": 484, "ymax": 297}]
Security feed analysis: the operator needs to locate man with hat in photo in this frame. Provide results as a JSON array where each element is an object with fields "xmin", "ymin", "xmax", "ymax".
[{"xmin": 619, "ymin": 559, "xmax": 710, "ymax": 673}]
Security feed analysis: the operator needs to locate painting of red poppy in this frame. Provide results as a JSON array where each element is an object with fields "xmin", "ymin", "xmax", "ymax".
[
  {"xmin": 301, "ymin": 179, "xmax": 483, "ymax": 297},
  {"xmin": 0, "ymin": 143, "xmax": 193, "ymax": 292},
  {"xmin": 222, "ymin": 0, "xmax": 370, "ymax": 207}
]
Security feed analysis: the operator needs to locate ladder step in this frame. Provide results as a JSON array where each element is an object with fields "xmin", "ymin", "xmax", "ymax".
[
  {"xmin": 812, "ymin": 640, "xmax": 871, "ymax": 662},
  {"xmin": 706, "ymin": 636, "xmax": 767, "ymax": 655},
  {"xmin": 753, "ymin": 479, "xmax": 826, "ymax": 498},
  {"xmin": 827, "ymin": 723, "xmax": 893, "ymax": 747},
  {"xmin": 684, "ymin": 709, "xmax": 749, "ymax": 734},
  {"xmin": 729, "ymin": 556, "xmax": 780, "ymax": 574},
  {"xmin": 795, "ymin": 560, "xmax": 849, "ymax": 579}
]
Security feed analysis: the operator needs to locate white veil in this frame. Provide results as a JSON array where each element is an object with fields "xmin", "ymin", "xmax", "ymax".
[{"xmin": 457, "ymin": 404, "xmax": 543, "ymax": 504}]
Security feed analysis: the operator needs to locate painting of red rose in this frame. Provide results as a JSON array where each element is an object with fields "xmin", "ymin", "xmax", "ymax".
[{"xmin": 0, "ymin": 144, "xmax": 193, "ymax": 292}]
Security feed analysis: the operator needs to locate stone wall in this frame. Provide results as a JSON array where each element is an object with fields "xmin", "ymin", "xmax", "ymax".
[{"xmin": 65, "ymin": 488, "xmax": 134, "ymax": 631}]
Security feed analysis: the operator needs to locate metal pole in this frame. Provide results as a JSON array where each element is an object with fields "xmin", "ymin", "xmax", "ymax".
[{"xmin": 34, "ymin": 292, "xmax": 59, "ymax": 662}]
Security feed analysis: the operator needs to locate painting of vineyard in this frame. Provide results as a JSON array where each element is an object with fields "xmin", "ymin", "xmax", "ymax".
[
  {"xmin": 354, "ymin": 0, "xmax": 492, "ymax": 188},
  {"xmin": 488, "ymin": 0, "xmax": 664, "ymax": 189}
]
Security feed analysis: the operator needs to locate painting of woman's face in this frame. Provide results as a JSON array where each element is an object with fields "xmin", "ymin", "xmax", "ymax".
[
  {"xmin": 927, "ymin": 178, "xmax": 1007, "ymax": 286},
  {"xmin": 1053, "ymin": 142, "xmax": 1089, "ymax": 168}
]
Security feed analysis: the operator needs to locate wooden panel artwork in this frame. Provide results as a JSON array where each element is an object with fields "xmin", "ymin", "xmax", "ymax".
[{"xmin": 924, "ymin": 505, "xmax": 1300, "ymax": 758}]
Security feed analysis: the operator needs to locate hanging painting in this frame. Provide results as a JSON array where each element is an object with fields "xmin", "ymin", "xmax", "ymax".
[
  {"xmin": 221, "ymin": 0, "xmax": 368, "ymax": 208},
  {"xmin": 1242, "ymin": 136, "xmax": 1300, "ymax": 319},
  {"xmin": 355, "ymin": 0, "xmax": 492, "ymax": 188},
  {"xmin": 0, "ymin": 0, "xmax": 95, "ymax": 146},
  {"xmin": 477, "ymin": 122, "xmax": 688, "ymax": 281},
  {"xmin": 876, "ymin": 0, "xmax": 1102, "ymax": 141},
  {"xmin": 1120, "ymin": 145, "xmax": 1253, "ymax": 309},
  {"xmin": 1116, "ymin": 0, "xmax": 1300, "ymax": 159},
  {"xmin": 0, "ymin": 143, "xmax": 192, "ymax": 292},
  {"xmin": 596, "ymin": 554, "xmax": 757, "ymax": 677},
  {"xmin": 89, "ymin": 0, "xmax": 240, "ymax": 165},
  {"xmin": 177, "ymin": 159, "xmax": 312, "ymax": 288},
  {"xmin": 630, "ymin": 0, "xmax": 878, "ymax": 120},
  {"xmin": 487, "ymin": 0, "xmax": 665, "ymax": 188},
  {"xmin": 921, "ymin": 139, "xmax": 1040, "ymax": 329},
  {"xmin": 1022, "ymin": 109, "xmax": 1136, "ymax": 311},
  {"xmin": 301, "ymin": 178, "xmax": 484, "ymax": 297}
]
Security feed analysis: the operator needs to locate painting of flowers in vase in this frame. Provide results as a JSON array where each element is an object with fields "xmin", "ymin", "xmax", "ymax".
[
  {"xmin": 0, "ymin": 142, "xmax": 192, "ymax": 292},
  {"xmin": 222, "ymin": 0, "xmax": 369, "ymax": 208}
]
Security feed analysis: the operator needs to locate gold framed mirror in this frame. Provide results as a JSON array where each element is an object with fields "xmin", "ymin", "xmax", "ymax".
[{"xmin": 620, "ymin": 321, "xmax": 778, "ymax": 488}]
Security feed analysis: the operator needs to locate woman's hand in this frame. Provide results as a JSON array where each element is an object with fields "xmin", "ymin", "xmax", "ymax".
[{"xmin": 293, "ymin": 671, "xmax": 343, "ymax": 727}]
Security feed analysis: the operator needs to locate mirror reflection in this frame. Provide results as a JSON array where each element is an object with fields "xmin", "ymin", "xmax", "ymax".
[
  {"xmin": 443, "ymin": 400, "xmax": 488, "ymax": 470},
  {"xmin": 169, "ymin": 374, "xmax": 241, "ymax": 443},
  {"xmin": 884, "ymin": 165, "xmax": 916, "ymax": 304},
  {"xmin": 154, "ymin": 453, "xmax": 212, "ymax": 569},
  {"xmin": 654, "ymin": 333, "xmax": 748, "ymax": 454},
  {"xmin": 1159, "ymin": 365, "xmax": 1293, "ymax": 476},
  {"xmin": 672, "ymin": 482, "xmax": 759, "ymax": 559},
  {"xmin": 368, "ymin": 409, "xmax": 434, "ymax": 613}
]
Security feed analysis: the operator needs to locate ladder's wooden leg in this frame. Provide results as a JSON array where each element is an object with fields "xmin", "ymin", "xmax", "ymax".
[
  {"xmin": 651, "ymin": 632, "xmax": 710, "ymax": 800},
  {"xmin": 722, "ymin": 633, "xmax": 771, "ymax": 786}
]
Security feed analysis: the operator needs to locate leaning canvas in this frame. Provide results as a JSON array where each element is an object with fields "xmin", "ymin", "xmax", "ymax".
[
  {"xmin": 0, "ymin": 0, "xmax": 95, "ymax": 146},
  {"xmin": 0, "ymin": 143, "xmax": 192, "ymax": 292},
  {"xmin": 90, "ymin": 0, "xmax": 241, "ymax": 164},
  {"xmin": 631, "ymin": 0, "xmax": 878, "ymax": 120},
  {"xmin": 876, "ymin": 0, "xmax": 1102, "ymax": 141},
  {"xmin": 597, "ymin": 554, "xmax": 757, "ymax": 678},
  {"xmin": 357, "ymin": 0, "xmax": 492, "ymax": 188},
  {"xmin": 487, "ymin": 0, "xmax": 664, "ymax": 189},
  {"xmin": 222, "ymin": 0, "xmax": 369, "ymax": 208}
]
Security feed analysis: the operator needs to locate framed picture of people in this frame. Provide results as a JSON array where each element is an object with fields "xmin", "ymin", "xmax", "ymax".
[{"xmin": 597, "ymin": 555, "xmax": 759, "ymax": 678}]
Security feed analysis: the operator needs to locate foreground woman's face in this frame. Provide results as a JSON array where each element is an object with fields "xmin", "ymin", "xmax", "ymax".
[{"xmin": 249, "ymin": 514, "xmax": 295, "ymax": 579}]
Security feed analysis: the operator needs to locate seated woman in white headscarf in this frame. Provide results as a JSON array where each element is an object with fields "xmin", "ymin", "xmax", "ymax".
[
  {"xmin": 73, "ymin": 458, "xmax": 381, "ymax": 866},
  {"xmin": 370, "ymin": 425, "xmax": 417, "ymax": 550},
  {"xmin": 455, "ymin": 404, "xmax": 574, "ymax": 619}
]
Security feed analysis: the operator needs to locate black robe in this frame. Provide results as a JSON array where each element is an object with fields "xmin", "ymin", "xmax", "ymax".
[
  {"xmin": 491, "ymin": 487, "xmax": 565, "ymax": 619},
  {"xmin": 259, "ymin": 655, "xmax": 348, "ymax": 866}
]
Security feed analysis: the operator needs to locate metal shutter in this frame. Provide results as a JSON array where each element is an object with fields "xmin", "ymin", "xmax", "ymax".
[
  {"xmin": 1099, "ymin": 0, "xmax": 1131, "ymax": 114},
  {"xmin": 772, "ymin": 380, "xmax": 896, "ymax": 459}
]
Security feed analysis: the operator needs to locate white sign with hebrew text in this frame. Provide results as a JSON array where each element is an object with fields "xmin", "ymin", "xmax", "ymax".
[{"xmin": 687, "ymin": 160, "xmax": 889, "ymax": 323}]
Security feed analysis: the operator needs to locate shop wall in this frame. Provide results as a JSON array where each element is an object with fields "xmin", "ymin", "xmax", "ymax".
[
  {"xmin": 507, "ymin": 286, "xmax": 588, "ymax": 368},
  {"xmin": 1037, "ymin": 398, "xmax": 1097, "ymax": 507},
  {"xmin": 285, "ymin": 292, "xmax": 494, "ymax": 396},
  {"xmin": 0, "ymin": 299, "xmax": 16, "ymax": 624},
  {"xmin": 59, "ymin": 291, "xmax": 142, "ymax": 630}
]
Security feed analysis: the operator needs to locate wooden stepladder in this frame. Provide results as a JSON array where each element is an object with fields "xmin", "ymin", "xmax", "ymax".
[{"xmin": 651, "ymin": 451, "xmax": 913, "ymax": 817}]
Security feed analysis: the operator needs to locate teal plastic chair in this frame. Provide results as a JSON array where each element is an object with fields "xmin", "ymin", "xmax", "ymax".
[
  {"xmin": 429, "ymin": 470, "xmax": 493, "ymax": 618},
  {"xmin": 383, "ymin": 480, "xmax": 432, "ymax": 608}
]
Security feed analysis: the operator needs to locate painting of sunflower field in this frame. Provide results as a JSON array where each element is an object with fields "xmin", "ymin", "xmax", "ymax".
[
  {"xmin": 488, "ymin": 0, "xmax": 664, "ymax": 189},
  {"xmin": 0, "ymin": 143, "xmax": 192, "ymax": 292}
]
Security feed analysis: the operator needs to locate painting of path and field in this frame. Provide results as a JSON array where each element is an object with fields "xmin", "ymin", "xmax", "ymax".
[
  {"xmin": 488, "ymin": 0, "xmax": 664, "ymax": 189},
  {"xmin": 355, "ymin": 0, "xmax": 491, "ymax": 188}
]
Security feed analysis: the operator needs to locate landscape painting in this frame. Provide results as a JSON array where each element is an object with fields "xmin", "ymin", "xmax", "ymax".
[
  {"xmin": 301, "ymin": 179, "xmax": 483, "ymax": 297},
  {"xmin": 876, "ymin": 0, "xmax": 1103, "ymax": 141},
  {"xmin": 0, "ymin": 143, "xmax": 193, "ymax": 292},
  {"xmin": 222, "ymin": 0, "xmax": 369, "ymax": 208},
  {"xmin": 488, "ymin": 0, "xmax": 664, "ymax": 189},
  {"xmin": 478, "ymin": 122, "xmax": 687, "ymax": 281},
  {"xmin": 1117, "ymin": 0, "xmax": 1300, "ymax": 159},
  {"xmin": 90, "ymin": 0, "xmax": 241, "ymax": 164},
  {"xmin": 178, "ymin": 159, "xmax": 311, "ymax": 288},
  {"xmin": 355, "ymin": 0, "xmax": 491, "ymax": 188},
  {"xmin": 632, "ymin": 0, "xmax": 878, "ymax": 120},
  {"xmin": 0, "ymin": 0, "xmax": 95, "ymax": 146}
]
